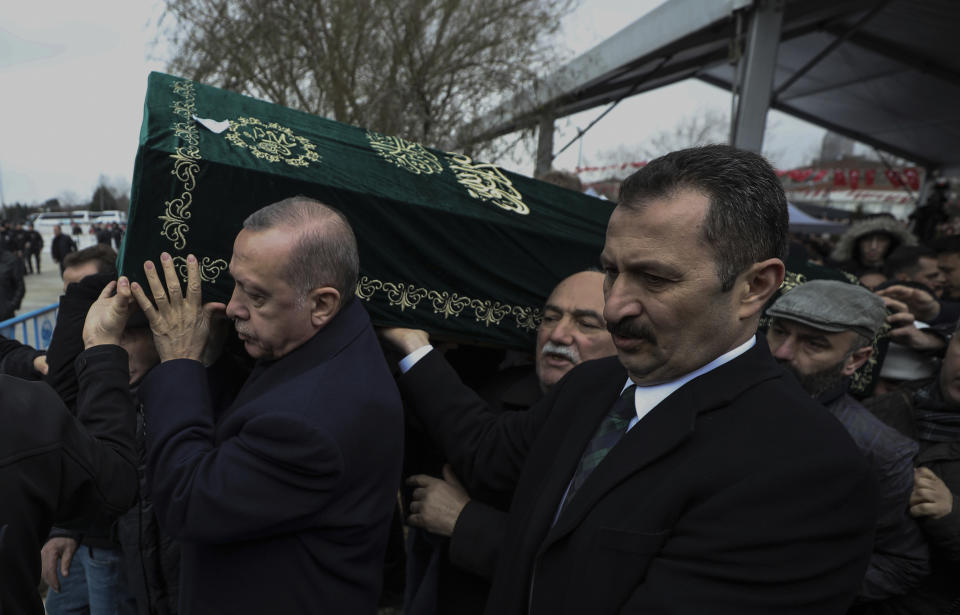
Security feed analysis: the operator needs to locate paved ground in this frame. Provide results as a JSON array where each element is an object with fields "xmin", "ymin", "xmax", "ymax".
[{"xmin": 20, "ymin": 253, "xmax": 63, "ymax": 313}]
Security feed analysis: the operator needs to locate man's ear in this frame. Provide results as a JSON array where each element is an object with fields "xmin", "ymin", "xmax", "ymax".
[
  {"xmin": 842, "ymin": 346, "xmax": 873, "ymax": 376},
  {"xmin": 736, "ymin": 258, "xmax": 786, "ymax": 320},
  {"xmin": 308, "ymin": 286, "xmax": 341, "ymax": 329}
]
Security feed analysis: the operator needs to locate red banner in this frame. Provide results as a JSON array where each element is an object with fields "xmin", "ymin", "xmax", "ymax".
[
  {"xmin": 848, "ymin": 169, "xmax": 860, "ymax": 190},
  {"xmin": 903, "ymin": 168, "xmax": 920, "ymax": 191},
  {"xmin": 574, "ymin": 162, "xmax": 920, "ymax": 191}
]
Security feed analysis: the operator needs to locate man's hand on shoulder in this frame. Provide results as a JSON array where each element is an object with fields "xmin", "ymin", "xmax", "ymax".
[{"xmin": 380, "ymin": 327, "xmax": 431, "ymax": 355}]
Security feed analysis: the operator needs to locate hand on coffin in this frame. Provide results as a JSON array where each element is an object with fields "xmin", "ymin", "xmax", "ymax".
[{"xmin": 130, "ymin": 253, "xmax": 227, "ymax": 362}]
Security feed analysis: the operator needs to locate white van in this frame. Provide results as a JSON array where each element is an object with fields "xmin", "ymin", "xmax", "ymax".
[
  {"xmin": 33, "ymin": 211, "xmax": 94, "ymax": 229},
  {"xmin": 90, "ymin": 211, "xmax": 127, "ymax": 225},
  {"xmin": 33, "ymin": 210, "xmax": 126, "ymax": 229}
]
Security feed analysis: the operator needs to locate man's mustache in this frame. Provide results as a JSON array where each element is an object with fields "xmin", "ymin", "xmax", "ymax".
[
  {"xmin": 607, "ymin": 318, "xmax": 657, "ymax": 344},
  {"xmin": 541, "ymin": 341, "xmax": 580, "ymax": 364}
]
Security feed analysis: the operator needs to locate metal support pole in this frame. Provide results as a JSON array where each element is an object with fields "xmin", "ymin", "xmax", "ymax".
[
  {"xmin": 535, "ymin": 113, "xmax": 555, "ymax": 177},
  {"xmin": 731, "ymin": 0, "xmax": 784, "ymax": 153}
]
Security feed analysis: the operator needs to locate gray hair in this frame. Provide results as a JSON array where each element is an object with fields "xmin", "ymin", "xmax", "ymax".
[
  {"xmin": 618, "ymin": 144, "xmax": 788, "ymax": 292},
  {"xmin": 243, "ymin": 197, "xmax": 359, "ymax": 305}
]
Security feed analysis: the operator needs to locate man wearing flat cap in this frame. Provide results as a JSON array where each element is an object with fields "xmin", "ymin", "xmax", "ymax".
[{"xmin": 766, "ymin": 280, "xmax": 930, "ymax": 603}]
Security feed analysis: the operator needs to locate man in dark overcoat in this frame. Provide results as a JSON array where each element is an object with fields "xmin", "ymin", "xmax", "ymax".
[
  {"xmin": 403, "ymin": 145, "xmax": 878, "ymax": 614},
  {"xmin": 129, "ymin": 197, "xmax": 404, "ymax": 614}
]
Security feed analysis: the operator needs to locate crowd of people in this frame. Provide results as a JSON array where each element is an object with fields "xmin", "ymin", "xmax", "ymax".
[
  {"xmin": 1, "ymin": 144, "xmax": 960, "ymax": 615},
  {"xmin": 0, "ymin": 220, "xmax": 127, "ymax": 324}
]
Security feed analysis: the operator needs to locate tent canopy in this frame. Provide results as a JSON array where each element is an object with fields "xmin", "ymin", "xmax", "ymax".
[
  {"xmin": 469, "ymin": 0, "xmax": 960, "ymax": 172},
  {"xmin": 788, "ymin": 202, "xmax": 848, "ymax": 234}
]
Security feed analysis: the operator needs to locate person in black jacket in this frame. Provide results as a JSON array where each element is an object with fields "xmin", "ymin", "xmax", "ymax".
[
  {"xmin": 386, "ymin": 145, "xmax": 876, "ymax": 615},
  {"xmin": 384, "ymin": 271, "xmax": 616, "ymax": 615},
  {"xmin": 0, "ymin": 242, "xmax": 26, "ymax": 320},
  {"xmin": 26, "ymin": 224, "xmax": 44, "ymax": 274},
  {"xmin": 0, "ymin": 334, "xmax": 47, "ymax": 378},
  {"xmin": 0, "ymin": 279, "xmax": 139, "ymax": 615},
  {"xmin": 765, "ymin": 280, "xmax": 930, "ymax": 603},
  {"xmin": 862, "ymin": 330, "xmax": 960, "ymax": 614},
  {"xmin": 51, "ymin": 224, "xmax": 78, "ymax": 274},
  {"xmin": 41, "ymin": 272, "xmax": 177, "ymax": 615}
]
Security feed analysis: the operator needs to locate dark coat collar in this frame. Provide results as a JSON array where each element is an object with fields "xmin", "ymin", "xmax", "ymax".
[
  {"xmin": 230, "ymin": 299, "xmax": 371, "ymax": 409},
  {"xmin": 545, "ymin": 335, "xmax": 784, "ymax": 546},
  {"xmin": 500, "ymin": 369, "xmax": 543, "ymax": 410}
]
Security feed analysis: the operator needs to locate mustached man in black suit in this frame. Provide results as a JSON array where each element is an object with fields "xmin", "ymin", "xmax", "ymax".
[{"xmin": 390, "ymin": 145, "xmax": 879, "ymax": 615}]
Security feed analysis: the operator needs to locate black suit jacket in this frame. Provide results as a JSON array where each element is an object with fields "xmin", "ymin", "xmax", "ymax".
[
  {"xmin": 0, "ymin": 346, "xmax": 138, "ymax": 615},
  {"xmin": 409, "ymin": 336, "xmax": 878, "ymax": 614},
  {"xmin": 399, "ymin": 358, "xmax": 541, "ymax": 615},
  {"xmin": 140, "ymin": 300, "xmax": 404, "ymax": 615}
]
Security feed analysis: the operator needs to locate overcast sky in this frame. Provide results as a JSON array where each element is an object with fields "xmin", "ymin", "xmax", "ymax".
[{"xmin": 0, "ymin": 0, "xmax": 825, "ymax": 206}]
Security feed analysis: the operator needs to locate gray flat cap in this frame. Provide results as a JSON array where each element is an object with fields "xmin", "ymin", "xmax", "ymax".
[{"xmin": 767, "ymin": 279, "xmax": 886, "ymax": 339}]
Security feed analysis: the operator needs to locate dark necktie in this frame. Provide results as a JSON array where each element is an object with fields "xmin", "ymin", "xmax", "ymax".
[{"xmin": 563, "ymin": 385, "xmax": 637, "ymax": 510}]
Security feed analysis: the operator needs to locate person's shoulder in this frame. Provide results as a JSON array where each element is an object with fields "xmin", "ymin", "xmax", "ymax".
[
  {"xmin": 730, "ymin": 370, "xmax": 861, "ymax": 452},
  {"xmin": 570, "ymin": 355, "xmax": 623, "ymax": 378},
  {"xmin": 830, "ymin": 394, "xmax": 918, "ymax": 460},
  {"xmin": 0, "ymin": 376, "xmax": 70, "ymax": 456}
]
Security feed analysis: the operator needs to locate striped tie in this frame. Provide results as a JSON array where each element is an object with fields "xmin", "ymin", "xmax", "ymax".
[{"xmin": 563, "ymin": 385, "xmax": 637, "ymax": 510}]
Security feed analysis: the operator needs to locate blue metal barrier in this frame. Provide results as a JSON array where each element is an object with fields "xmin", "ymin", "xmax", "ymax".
[{"xmin": 0, "ymin": 303, "xmax": 59, "ymax": 350}]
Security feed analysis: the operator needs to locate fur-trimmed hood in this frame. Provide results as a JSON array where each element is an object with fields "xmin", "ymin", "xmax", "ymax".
[{"xmin": 830, "ymin": 216, "xmax": 917, "ymax": 264}]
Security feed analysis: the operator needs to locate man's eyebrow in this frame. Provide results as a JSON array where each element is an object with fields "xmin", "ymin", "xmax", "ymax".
[
  {"xmin": 233, "ymin": 276, "xmax": 268, "ymax": 296},
  {"xmin": 799, "ymin": 332, "xmax": 831, "ymax": 345},
  {"xmin": 619, "ymin": 258, "xmax": 684, "ymax": 278}
]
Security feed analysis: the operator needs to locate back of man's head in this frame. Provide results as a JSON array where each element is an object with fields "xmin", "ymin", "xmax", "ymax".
[
  {"xmin": 933, "ymin": 235, "xmax": 960, "ymax": 258},
  {"xmin": 243, "ymin": 197, "xmax": 359, "ymax": 306},
  {"xmin": 538, "ymin": 169, "xmax": 583, "ymax": 193},
  {"xmin": 618, "ymin": 144, "xmax": 788, "ymax": 292},
  {"xmin": 885, "ymin": 245, "xmax": 936, "ymax": 278}
]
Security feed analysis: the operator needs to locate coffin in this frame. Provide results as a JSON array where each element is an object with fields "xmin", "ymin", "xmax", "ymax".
[{"xmin": 121, "ymin": 72, "xmax": 614, "ymax": 350}]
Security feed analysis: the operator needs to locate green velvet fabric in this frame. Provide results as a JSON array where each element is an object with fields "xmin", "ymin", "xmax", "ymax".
[{"xmin": 122, "ymin": 72, "xmax": 614, "ymax": 350}]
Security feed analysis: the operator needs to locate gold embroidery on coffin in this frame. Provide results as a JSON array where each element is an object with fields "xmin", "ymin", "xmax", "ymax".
[
  {"xmin": 366, "ymin": 131, "xmax": 443, "ymax": 175},
  {"xmin": 778, "ymin": 271, "xmax": 808, "ymax": 294},
  {"xmin": 851, "ymin": 320, "xmax": 889, "ymax": 396},
  {"xmin": 445, "ymin": 153, "xmax": 530, "ymax": 215},
  {"xmin": 172, "ymin": 256, "xmax": 229, "ymax": 283},
  {"xmin": 159, "ymin": 81, "xmax": 201, "ymax": 250},
  {"xmin": 355, "ymin": 276, "xmax": 541, "ymax": 331},
  {"xmin": 224, "ymin": 117, "xmax": 320, "ymax": 167}
]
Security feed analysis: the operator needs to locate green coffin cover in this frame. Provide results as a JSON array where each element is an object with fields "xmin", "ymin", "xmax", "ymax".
[{"xmin": 121, "ymin": 72, "xmax": 615, "ymax": 350}]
